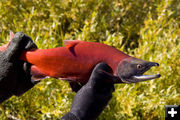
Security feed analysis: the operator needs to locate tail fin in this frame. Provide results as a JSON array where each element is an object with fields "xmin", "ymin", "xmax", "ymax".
[
  {"xmin": 0, "ymin": 31, "xmax": 14, "ymax": 51},
  {"xmin": 9, "ymin": 31, "xmax": 15, "ymax": 41}
]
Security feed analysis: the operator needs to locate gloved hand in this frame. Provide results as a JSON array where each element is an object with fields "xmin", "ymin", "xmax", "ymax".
[
  {"xmin": 0, "ymin": 32, "xmax": 37, "ymax": 103},
  {"xmin": 61, "ymin": 62, "xmax": 115, "ymax": 120}
]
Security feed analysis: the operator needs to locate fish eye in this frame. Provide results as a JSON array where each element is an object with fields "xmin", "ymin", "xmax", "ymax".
[{"xmin": 137, "ymin": 64, "xmax": 142, "ymax": 69}]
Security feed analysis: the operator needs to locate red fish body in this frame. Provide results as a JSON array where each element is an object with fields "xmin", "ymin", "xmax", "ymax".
[{"xmin": 20, "ymin": 40, "xmax": 131, "ymax": 83}]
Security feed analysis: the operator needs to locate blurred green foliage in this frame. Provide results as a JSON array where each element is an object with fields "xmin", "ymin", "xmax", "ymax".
[{"xmin": 0, "ymin": 0, "xmax": 179, "ymax": 119}]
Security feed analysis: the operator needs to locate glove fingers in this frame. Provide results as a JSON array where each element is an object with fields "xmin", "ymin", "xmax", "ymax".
[
  {"xmin": 93, "ymin": 62, "xmax": 113, "ymax": 75},
  {"xmin": 25, "ymin": 39, "xmax": 37, "ymax": 50},
  {"xmin": 88, "ymin": 62, "xmax": 114, "ymax": 87},
  {"xmin": 4, "ymin": 32, "xmax": 36, "ymax": 61},
  {"xmin": 70, "ymin": 62, "xmax": 115, "ymax": 120},
  {"xmin": 4, "ymin": 32, "xmax": 25, "ymax": 60},
  {"xmin": 12, "ymin": 61, "xmax": 36, "ymax": 96},
  {"xmin": 23, "ymin": 62, "xmax": 39, "ymax": 84},
  {"xmin": 23, "ymin": 62, "xmax": 31, "ymax": 75}
]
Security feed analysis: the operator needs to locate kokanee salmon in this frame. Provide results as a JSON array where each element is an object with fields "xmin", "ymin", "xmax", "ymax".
[{"xmin": 0, "ymin": 32, "xmax": 160, "ymax": 91}]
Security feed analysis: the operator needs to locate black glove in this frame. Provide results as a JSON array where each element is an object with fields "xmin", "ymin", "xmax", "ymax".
[
  {"xmin": 0, "ymin": 32, "xmax": 37, "ymax": 103},
  {"xmin": 61, "ymin": 63, "xmax": 115, "ymax": 120}
]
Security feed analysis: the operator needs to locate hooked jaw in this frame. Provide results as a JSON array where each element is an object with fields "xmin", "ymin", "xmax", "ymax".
[
  {"xmin": 131, "ymin": 74, "xmax": 161, "ymax": 82},
  {"xmin": 114, "ymin": 58, "xmax": 161, "ymax": 84},
  {"xmin": 131, "ymin": 62, "xmax": 160, "ymax": 83}
]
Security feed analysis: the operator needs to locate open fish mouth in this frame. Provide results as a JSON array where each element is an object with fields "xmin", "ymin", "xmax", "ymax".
[
  {"xmin": 113, "ymin": 60, "xmax": 161, "ymax": 84},
  {"xmin": 110, "ymin": 72, "xmax": 161, "ymax": 84},
  {"xmin": 123, "ymin": 62, "xmax": 161, "ymax": 83}
]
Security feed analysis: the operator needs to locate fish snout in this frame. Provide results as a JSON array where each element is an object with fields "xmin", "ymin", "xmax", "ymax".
[{"xmin": 114, "ymin": 58, "xmax": 161, "ymax": 84}]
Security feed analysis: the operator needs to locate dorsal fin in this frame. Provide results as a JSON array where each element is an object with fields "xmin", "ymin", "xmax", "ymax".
[{"xmin": 64, "ymin": 40, "xmax": 83, "ymax": 49}]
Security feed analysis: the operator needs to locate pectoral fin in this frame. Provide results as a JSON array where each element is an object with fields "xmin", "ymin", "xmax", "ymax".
[{"xmin": 31, "ymin": 65, "xmax": 48, "ymax": 82}]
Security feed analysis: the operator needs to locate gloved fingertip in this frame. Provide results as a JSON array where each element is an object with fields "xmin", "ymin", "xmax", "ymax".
[
  {"xmin": 87, "ymin": 62, "xmax": 114, "ymax": 88},
  {"xmin": 4, "ymin": 32, "xmax": 36, "ymax": 61},
  {"xmin": 14, "ymin": 33, "xmax": 37, "ymax": 50},
  {"xmin": 14, "ymin": 32, "xmax": 24, "ymax": 39},
  {"xmin": 94, "ymin": 62, "xmax": 113, "ymax": 74},
  {"xmin": 23, "ymin": 62, "xmax": 31, "ymax": 74},
  {"xmin": 4, "ymin": 32, "xmax": 25, "ymax": 60},
  {"xmin": 25, "ymin": 41, "xmax": 37, "ymax": 50}
]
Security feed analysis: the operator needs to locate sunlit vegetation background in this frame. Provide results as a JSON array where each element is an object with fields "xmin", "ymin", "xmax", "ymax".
[{"xmin": 0, "ymin": 0, "xmax": 179, "ymax": 119}]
